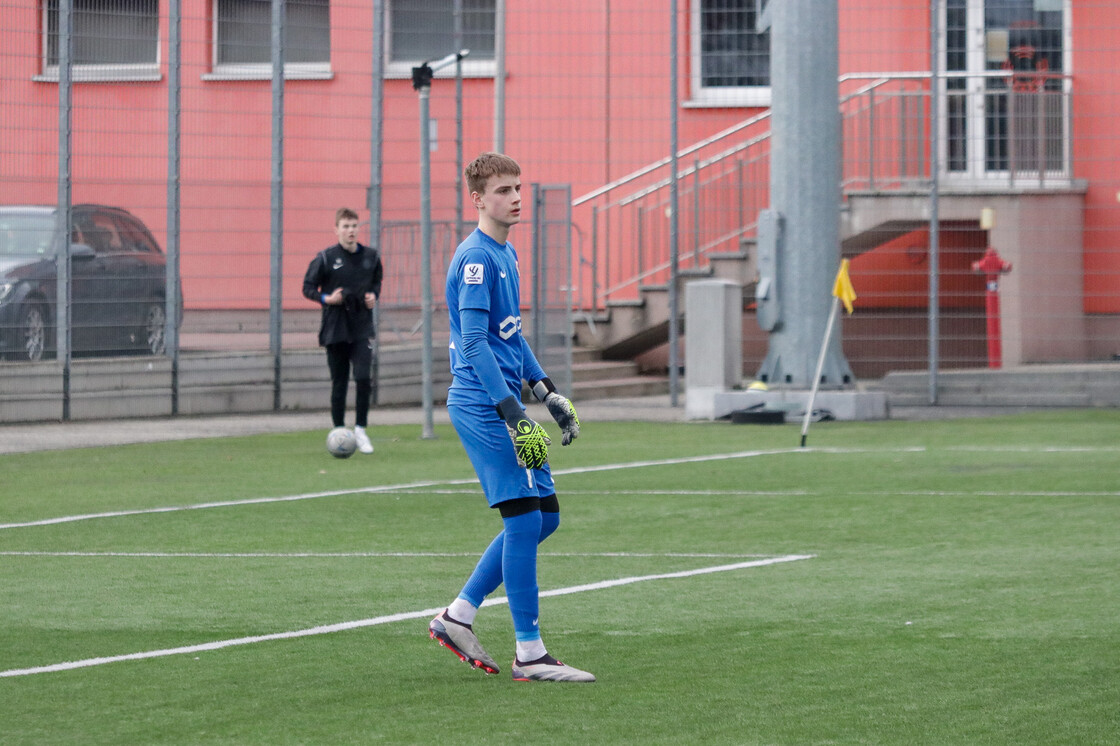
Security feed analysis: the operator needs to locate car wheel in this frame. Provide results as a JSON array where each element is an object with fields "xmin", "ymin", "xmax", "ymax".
[
  {"xmin": 144, "ymin": 302, "xmax": 167, "ymax": 355},
  {"xmin": 18, "ymin": 303, "xmax": 48, "ymax": 362}
]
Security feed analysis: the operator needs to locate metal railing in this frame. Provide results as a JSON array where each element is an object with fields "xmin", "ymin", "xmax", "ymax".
[
  {"xmin": 940, "ymin": 70, "xmax": 1072, "ymax": 189},
  {"xmin": 571, "ymin": 110, "xmax": 773, "ymax": 311},
  {"xmin": 357, "ymin": 72, "xmax": 1073, "ymax": 318},
  {"xmin": 573, "ymin": 70, "xmax": 1073, "ymax": 312}
]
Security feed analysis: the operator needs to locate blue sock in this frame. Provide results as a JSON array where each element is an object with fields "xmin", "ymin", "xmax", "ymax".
[
  {"xmin": 502, "ymin": 510, "xmax": 543, "ymax": 642},
  {"xmin": 459, "ymin": 531, "xmax": 504, "ymax": 608},
  {"xmin": 458, "ymin": 511, "xmax": 560, "ymax": 607}
]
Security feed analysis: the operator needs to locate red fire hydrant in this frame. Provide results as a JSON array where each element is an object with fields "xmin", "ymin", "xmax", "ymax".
[{"xmin": 972, "ymin": 247, "xmax": 1013, "ymax": 369}]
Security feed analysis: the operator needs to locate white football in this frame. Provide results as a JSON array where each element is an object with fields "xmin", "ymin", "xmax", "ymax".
[{"xmin": 326, "ymin": 427, "xmax": 357, "ymax": 459}]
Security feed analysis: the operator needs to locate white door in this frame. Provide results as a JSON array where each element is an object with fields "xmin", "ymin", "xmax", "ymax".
[{"xmin": 942, "ymin": 0, "xmax": 1069, "ymax": 183}]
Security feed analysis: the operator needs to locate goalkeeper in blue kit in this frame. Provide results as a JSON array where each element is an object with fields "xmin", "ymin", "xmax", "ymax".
[{"xmin": 428, "ymin": 152, "xmax": 594, "ymax": 683}]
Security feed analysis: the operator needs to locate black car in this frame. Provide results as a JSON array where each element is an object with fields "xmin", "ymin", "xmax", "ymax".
[{"xmin": 0, "ymin": 204, "xmax": 174, "ymax": 361}]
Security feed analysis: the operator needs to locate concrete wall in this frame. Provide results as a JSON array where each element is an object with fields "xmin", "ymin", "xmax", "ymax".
[
  {"xmin": 0, "ymin": 343, "xmax": 451, "ymax": 424},
  {"xmin": 844, "ymin": 189, "xmax": 1089, "ymax": 366}
]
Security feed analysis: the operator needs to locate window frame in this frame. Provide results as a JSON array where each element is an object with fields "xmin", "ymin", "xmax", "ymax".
[
  {"xmin": 205, "ymin": 0, "xmax": 333, "ymax": 81},
  {"xmin": 382, "ymin": 0, "xmax": 497, "ymax": 80},
  {"xmin": 111, "ymin": 212, "xmax": 161, "ymax": 255},
  {"xmin": 36, "ymin": 0, "xmax": 162, "ymax": 83},
  {"xmin": 687, "ymin": 0, "xmax": 771, "ymax": 108}
]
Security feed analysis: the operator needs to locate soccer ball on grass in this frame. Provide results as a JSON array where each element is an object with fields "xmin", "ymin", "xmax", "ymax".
[{"xmin": 326, "ymin": 427, "xmax": 357, "ymax": 459}]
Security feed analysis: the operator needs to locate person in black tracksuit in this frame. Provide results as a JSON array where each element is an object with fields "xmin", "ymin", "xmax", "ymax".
[{"xmin": 302, "ymin": 207, "xmax": 384, "ymax": 453}]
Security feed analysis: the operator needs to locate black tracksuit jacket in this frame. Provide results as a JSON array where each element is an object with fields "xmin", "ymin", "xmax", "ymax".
[{"xmin": 302, "ymin": 242, "xmax": 384, "ymax": 346}]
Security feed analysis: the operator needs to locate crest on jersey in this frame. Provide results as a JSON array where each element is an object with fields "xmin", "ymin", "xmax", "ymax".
[{"xmin": 464, "ymin": 263, "xmax": 484, "ymax": 284}]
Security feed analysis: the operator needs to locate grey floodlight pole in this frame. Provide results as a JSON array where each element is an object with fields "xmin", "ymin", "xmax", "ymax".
[
  {"xmin": 755, "ymin": 0, "xmax": 853, "ymax": 388},
  {"xmin": 413, "ymin": 50, "xmax": 469, "ymax": 439}
]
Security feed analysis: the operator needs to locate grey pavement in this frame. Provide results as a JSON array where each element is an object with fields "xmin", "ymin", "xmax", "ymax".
[{"xmin": 0, "ymin": 394, "xmax": 1045, "ymax": 455}]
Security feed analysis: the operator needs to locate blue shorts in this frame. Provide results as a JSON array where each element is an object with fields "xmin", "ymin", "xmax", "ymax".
[{"xmin": 448, "ymin": 402, "xmax": 555, "ymax": 507}]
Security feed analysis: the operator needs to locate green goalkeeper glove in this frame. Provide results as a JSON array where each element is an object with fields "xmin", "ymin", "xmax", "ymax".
[
  {"xmin": 496, "ymin": 395, "xmax": 551, "ymax": 469},
  {"xmin": 532, "ymin": 377, "xmax": 580, "ymax": 446}
]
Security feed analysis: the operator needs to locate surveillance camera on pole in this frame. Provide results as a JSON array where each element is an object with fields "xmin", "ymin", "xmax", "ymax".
[
  {"xmin": 411, "ymin": 49, "xmax": 470, "ymax": 91},
  {"xmin": 412, "ymin": 49, "xmax": 469, "ymax": 439}
]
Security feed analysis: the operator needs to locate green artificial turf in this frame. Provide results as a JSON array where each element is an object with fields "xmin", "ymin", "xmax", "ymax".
[{"xmin": 2, "ymin": 410, "xmax": 1118, "ymax": 744}]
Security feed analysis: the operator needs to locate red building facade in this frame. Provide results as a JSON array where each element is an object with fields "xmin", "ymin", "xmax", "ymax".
[{"xmin": 1, "ymin": 1, "xmax": 1116, "ymax": 364}]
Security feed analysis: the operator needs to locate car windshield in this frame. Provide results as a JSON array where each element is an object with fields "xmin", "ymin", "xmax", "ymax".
[{"xmin": 0, "ymin": 214, "xmax": 56, "ymax": 257}]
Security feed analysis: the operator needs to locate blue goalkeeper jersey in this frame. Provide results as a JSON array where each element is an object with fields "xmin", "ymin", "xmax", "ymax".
[{"xmin": 446, "ymin": 228, "xmax": 530, "ymax": 407}]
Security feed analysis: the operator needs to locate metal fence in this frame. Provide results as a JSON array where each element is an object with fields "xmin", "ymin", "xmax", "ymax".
[
  {"xmin": 1, "ymin": 1, "xmax": 1117, "ymax": 422},
  {"xmin": 528, "ymin": 183, "xmax": 574, "ymax": 396}
]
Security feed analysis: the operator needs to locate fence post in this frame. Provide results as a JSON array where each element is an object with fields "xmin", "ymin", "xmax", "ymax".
[
  {"xmin": 1008, "ymin": 87, "xmax": 1017, "ymax": 187},
  {"xmin": 56, "ymin": 0, "xmax": 73, "ymax": 420},
  {"xmin": 591, "ymin": 204, "xmax": 599, "ymax": 310},
  {"xmin": 531, "ymin": 184, "xmax": 544, "ymax": 352},
  {"xmin": 868, "ymin": 87, "xmax": 876, "ymax": 190},
  {"xmin": 167, "ymin": 0, "xmax": 182, "ymax": 415},
  {"xmin": 414, "ymin": 64, "xmax": 435, "ymax": 440},
  {"xmin": 269, "ymin": 0, "xmax": 286, "ymax": 412},
  {"xmin": 692, "ymin": 157, "xmax": 701, "ymax": 267},
  {"xmin": 369, "ymin": 0, "xmax": 385, "ymax": 404},
  {"xmin": 927, "ymin": 0, "xmax": 941, "ymax": 405},
  {"xmin": 1037, "ymin": 87, "xmax": 1046, "ymax": 187}
]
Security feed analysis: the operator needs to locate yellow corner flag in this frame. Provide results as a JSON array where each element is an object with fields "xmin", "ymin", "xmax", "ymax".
[{"xmin": 832, "ymin": 258, "xmax": 857, "ymax": 315}]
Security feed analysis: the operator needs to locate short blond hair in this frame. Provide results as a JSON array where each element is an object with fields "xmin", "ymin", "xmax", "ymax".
[{"xmin": 465, "ymin": 152, "xmax": 521, "ymax": 196}]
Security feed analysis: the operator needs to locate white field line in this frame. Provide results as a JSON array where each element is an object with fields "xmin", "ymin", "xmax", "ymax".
[
  {"xmin": 0, "ymin": 554, "xmax": 814, "ymax": 678},
  {"xmin": 5, "ymin": 442, "xmax": 1115, "ymax": 531},
  {"xmin": 0, "ymin": 447, "xmax": 905, "ymax": 531},
  {"xmin": 945, "ymin": 445, "xmax": 1120, "ymax": 453},
  {"xmin": 892, "ymin": 490, "xmax": 1120, "ymax": 497},
  {"xmin": 392, "ymin": 488, "xmax": 1120, "ymax": 498},
  {"xmin": 423, "ymin": 489, "xmax": 811, "ymax": 496},
  {"xmin": 0, "ymin": 551, "xmax": 771, "ymax": 559},
  {"xmin": 0, "ymin": 480, "xmax": 468, "ymax": 531}
]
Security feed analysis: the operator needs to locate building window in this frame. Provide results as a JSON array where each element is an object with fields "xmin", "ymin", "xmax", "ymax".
[
  {"xmin": 42, "ymin": 0, "xmax": 160, "ymax": 81},
  {"xmin": 689, "ymin": 0, "xmax": 770, "ymax": 107},
  {"xmin": 386, "ymin": 0, "xmax": 496, "ymax": 79},
  {"xmin": 210, "ymin": 0, "xmax": 331, "ymax": 80}
]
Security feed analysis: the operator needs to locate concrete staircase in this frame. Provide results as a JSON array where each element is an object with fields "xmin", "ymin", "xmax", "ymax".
[
  {"xmin": 0, "ymin": 343, "xmax": 453, "ymax": 423},
  {"xmin": 575, "ymin": 186, "xmax": 1091, "ymax": 370},
  {"xmin": 574, "ymin": 246, "xmax": 757, "ymax": 360},
  {"xmin": 570, "ymin": 346, "xmax": 669, "ymax": 400}
]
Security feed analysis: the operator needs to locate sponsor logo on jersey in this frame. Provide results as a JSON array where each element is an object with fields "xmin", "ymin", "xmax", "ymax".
[
  {"xmin": 332, "ymin": 258, "xmax": 344, "ymax": 270},
  {"xmin": 498, "ymin": 314, "xmax": 521, "ymax": 340},
  {"xmin": 464, "ymin": 263, "xmax": 484, "ymax": 284}
]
